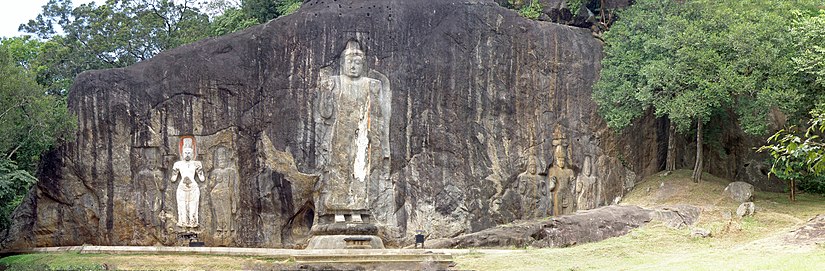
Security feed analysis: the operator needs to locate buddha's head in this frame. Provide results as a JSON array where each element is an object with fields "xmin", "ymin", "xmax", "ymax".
[{"xmin": 342, "ymin": 40, "xmax": 365, "ymax": 78}]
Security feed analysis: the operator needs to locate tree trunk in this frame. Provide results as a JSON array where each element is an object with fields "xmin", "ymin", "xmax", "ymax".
[
  {"xmin": 692, "ymin": 119, "xmax": 703, "ymax": 183},
  {"xmin": 665, "ymin": 122, "xmax": 676, "ymax": 171},
  {"xmin": 790, "ymin": 179, "xmax": 796, "ymax": 202}
]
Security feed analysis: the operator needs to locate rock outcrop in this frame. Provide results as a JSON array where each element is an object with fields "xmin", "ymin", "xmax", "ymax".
[
  {"xmin": 2, "ymin": 0, "xmax": 663, "ymax": 249},
  {"xmin": 725, "ymin": 182, "xmax": 755, "ymax": 203},
  {"xmin": 425, "ymin": 205, "xmax": 653, "ymax": 248}
]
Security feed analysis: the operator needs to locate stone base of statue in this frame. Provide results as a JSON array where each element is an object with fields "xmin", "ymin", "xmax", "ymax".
[
  {"xmin": 306, "ymin": 214, "xmax": 385, "ymax": 249},
  {"xmin": 306, "ymin": 234, "xmax": 384, "ymax": 249}
]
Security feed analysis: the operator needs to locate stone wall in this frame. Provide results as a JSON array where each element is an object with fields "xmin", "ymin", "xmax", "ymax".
[{"xmin": 2, "ymin": 0, "xmax": 663, "ymax": 249}]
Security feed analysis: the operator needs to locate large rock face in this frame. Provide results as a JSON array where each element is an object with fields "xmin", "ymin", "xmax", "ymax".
[{"xmin": 2, "ymin": 0, "xmax": 661, "ymax": 249}]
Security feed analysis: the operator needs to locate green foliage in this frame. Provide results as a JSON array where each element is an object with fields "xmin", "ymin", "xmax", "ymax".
[
  {"xmin": 241, "ymin": 0, "xmax": 279, "ymax": 23},
  {"xmin": 792, "ymin": 9, "xmax": 825, "ymax": 89},
  {"xmin": 0, "ymin": 42, "xmax": 75, "ymax": 172},
  {"xmin": 759, "ymin": 105, "xmax": 825, "ymax": 184},
  {"xmin": 516, "ymin": 0, "xmax": 543, "ymax": 20},
  {"xmin": 19, "ymin": 0, "xmax": 211, "ymax": 94},
  {"xmin": 209, "ymin": 7, "xmax": 259, "ymax": 36},
  {"xmin": 0, "ymin": 39, "xmax": 75, "ymax": 230},
  {"xmin": 276, "ymin": 0, "xmax": 302, "ymax": 17},
  {"xmin": 595, "ymin": 0, "xmax": 812, "ymax": 135},
  {"xmin": 0, "ymin": 159, "xmax": 36, "ymax": 231},
  {"xmin": 566, "ymin": 0, "xmax": 583, "ymax": 14}
]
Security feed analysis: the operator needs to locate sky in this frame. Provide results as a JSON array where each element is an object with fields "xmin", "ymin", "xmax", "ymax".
[{"xmin": 0, "ymin": 0, "xmax": 98, "ymax": 38}]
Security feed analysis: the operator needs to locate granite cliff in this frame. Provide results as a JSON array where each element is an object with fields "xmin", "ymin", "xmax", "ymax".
[{"xmin": 2, "ymin": 0, "xmax": 668, "ymax": 249}]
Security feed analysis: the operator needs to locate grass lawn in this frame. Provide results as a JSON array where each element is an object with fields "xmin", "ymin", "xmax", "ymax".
[
  {"xmin": 455, "ymin": 170, "xmax": 825, "ymax": 270},
  {"xmin": 2, "ymin": 170, "xmax": 823, "ymax": 270},
  {"xmin": 0, "ymin": 253, "xmax": 291, "ymax": 270}
]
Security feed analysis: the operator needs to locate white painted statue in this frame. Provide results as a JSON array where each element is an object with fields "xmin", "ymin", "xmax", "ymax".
[{"xmin": 171, "ymin": 146, "xmax": 205, "ymax": 228}]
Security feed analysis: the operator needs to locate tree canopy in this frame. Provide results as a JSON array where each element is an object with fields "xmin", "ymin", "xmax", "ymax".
[
  {"xmin": 0, "ymin": 40, "xmax": 75, "ymax": 229},
  {"xmin": 594, "ymin": 0, "xmax": 822, "ymax": 182}
]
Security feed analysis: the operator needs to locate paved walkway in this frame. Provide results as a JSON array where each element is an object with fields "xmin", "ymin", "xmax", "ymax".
[{"xmin": 4, "ymin": 246, "xmax": 526, "ymax": 257}]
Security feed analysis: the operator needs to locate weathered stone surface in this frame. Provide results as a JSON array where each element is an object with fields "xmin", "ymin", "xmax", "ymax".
[
  {"xmin": 741, "ymin": 160, "xmax": 784, "ymax": 193},
  {"xmin": 782, "ymin": 214, "xmax": 825, "ymax": 246},
  {"xmin": 425, "ymin": 205, "xmax": 652, "ymax": 248},
  {"xmin": 736, "ymin": 202, "xmax": 755, "ymax": 218},
  {"xmin": 725, "ymin": 182, "xmax": 755, "ymax": 203},
  {"xmin": 2, "ymin": 0, "xmax": 661, "ymax": 249},
  {"xmin": 652, "ymin": 205, "xmax": 701, "ymax": 229},
  {"xmin": 691, "ymin": 228, "xmax": 711, "ymax": 238}
]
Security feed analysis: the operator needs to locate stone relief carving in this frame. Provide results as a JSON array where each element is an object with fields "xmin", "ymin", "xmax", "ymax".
[
  {"xmin": 134, "ymin": 148, "xmax": 163, "ymax": 225},
  {"xmin": 517, "ymin": 158, "xmax": 543, "ymax": 218},
  {"xmin": 171, "ymin": 137, "xmax": 205, "ymax": 228},
  {"xmin": 549, "ymin": 127, "xmax": 575, "ymax": 216},
  {"xmin": 208, "ymin": 145, "xmax": 240, "ymax": 233},
  {"xmin": 576, "ymin": 156, "xmax": 597, "ymax": 210},
  {"xmin": 315, "ymin": 39, "xmax": 391, "ymax": 223},
  {"xmin": 537, "ymin": 170, "xmax": 555, "ymax": 218}
]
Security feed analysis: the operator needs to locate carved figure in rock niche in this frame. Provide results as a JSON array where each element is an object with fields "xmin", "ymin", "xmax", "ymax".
[
  {"xmin": 209, "ymin": 146, "xmax": 240, "ymax": 232},
  {"xmin": 135, "ymin": 148, "xmax": 163, "ymax": 224},
  {"xmin": 537, "ymin": 172, "xmax": 555, "ymax": 217},
  {"xmin": 315, "ymin": 39, "xmax": 391, "ymax": 223},
  {"xmin": 549, "ymin": 142, "xmax": 575, "ymax": 216},
  {"xmin": 171, "ymin": 137, "xmax": 205, "ymax": 228},
  {"xmin": 517, "ymin": 158, "xmax": 541, "ymax": 218},
  {"xmin": 576, "ymin": 156, "xmax": 597, "ymax": 210}
]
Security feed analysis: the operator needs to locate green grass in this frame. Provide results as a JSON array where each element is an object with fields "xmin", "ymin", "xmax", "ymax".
[
  {"xmin": 0, "ymin": 252, "xmax": 289, "ymax": 270},
  {"xmin": 2, "ymin": 170, "xmax": 823, "ymax": 270},
  {"xmin": 455, "ymin": 170, "xmax": 825, "ymax": 270},
  {"xmin": 0, "ymin": 252, "xmax": 108, "ymax": 270}
]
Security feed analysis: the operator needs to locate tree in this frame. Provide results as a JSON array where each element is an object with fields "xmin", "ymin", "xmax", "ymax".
[
  {"xmin": 209, "ymin": 7, "xmax": 259, "ymax": 36},
  {"xmin": 792, "ymin": 9, "xmax": 825, "ymax": 90},
  {"xmin": 0, "ymin": 41, "xmax": 75, "ymax": 230},
  {"xmin": 594, "ymin": 0, "xmax": 816, "ymax": 182},
  {"xmin": 241, "ymin": 0, "xmax": 302, "ymax": 24},
  {"xmin": 20, "ymin": 0, "xmax": 212, "ymax": 94},
  {"xmin": 759, "ymin": 8, "xmax": 825, "ymax": 200},
  {"xmin": 0, "ymin": 159, "xmax": 36, "ymax": 230},
  {"xmin": 760, "ymin": 105, "xmax": 825, "ymax": 200}
]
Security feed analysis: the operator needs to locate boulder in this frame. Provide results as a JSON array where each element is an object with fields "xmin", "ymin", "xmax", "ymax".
[
  {"xmin": 782, "ymin": 214, "xmax": 825, "ymax": 246},
  {"xmin": 724, "ymin": 182, "xmax": 755, "ymax": 203},
  {"xmin": 426, "ymin": 205, "xmax": 652, "ymax": 248},
  {"xmin": 652, "ymin": 205, "xmax": 701, "ymax": 229},
  {"xmin": 691, "ymin": 228, "xmax": 711, "ymax": 238},
  {"xmin": 736, "ymin": 202, "xmax": 756, "ymax": 218}
]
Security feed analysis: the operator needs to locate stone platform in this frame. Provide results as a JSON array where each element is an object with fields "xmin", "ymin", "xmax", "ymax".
[{"xmin": 2, "ymin": 246, "xmax": 461, "ymax": 270}]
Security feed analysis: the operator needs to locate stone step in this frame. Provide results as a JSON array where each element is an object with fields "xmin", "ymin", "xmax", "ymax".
[
  {"xmin": 294, "ymin": 253, "xmax": 453, "ymax": 262},
  {"xmin": 293, "ymin": 253, "xmax": 455, "ymax": 269}
]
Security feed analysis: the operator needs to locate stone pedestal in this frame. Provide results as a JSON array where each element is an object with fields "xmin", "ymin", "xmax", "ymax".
[{"xmin": 306, "ymin": 222, "xmax": 384, "ymax": 249}]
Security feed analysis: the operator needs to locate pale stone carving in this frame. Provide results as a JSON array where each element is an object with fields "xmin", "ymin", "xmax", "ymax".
[
  {"xmin": 537, "ymin": 170, "xmax": 555, "ymax": 218},
  {"xmin": 135, "ymin": 148, "xmax": 163, "ymax": 224},
  {"xmin": 209, "ymin": 146, "xmax": 239, "ymax": 232},
  {"xmin": 518, "ymin": 158, "xmax": 548, "ymax": 218},
  {"xmin": 315, "ymin": 39, "xmax": 391, "ymax": 223},
  {"xmin": 576, "ymin": 156, "xmax": 597, "ymax": 210},
  {"xmin": 549, "ymin": 128, "xmax": 575, "ymax": 216},
  {"xmin": 171, "ymin": 138, "xmax": 205, "ymax": 228}
]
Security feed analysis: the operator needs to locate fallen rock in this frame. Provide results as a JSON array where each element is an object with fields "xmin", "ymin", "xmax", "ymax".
[
  {"xmin": 783, "ymin": 214, "xmax": 825, "ymax": 246},
  {"xmin": 426, "ymin": 205, "xmax": 652, "ymax": 248},
  {"xmin": 652, "ymin": 205, "xmax": 701, "ymax": 229},
  {"xmin": 724, "ymin": 182, "xmax": 755, "ymax": 203},
  {"xmin": 736, "ymin": 202, "xmax": 756, "ymax": 218},
  {"xmin": 691, "ymin": 228, "xmax": 711, "ymax": 238}
]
